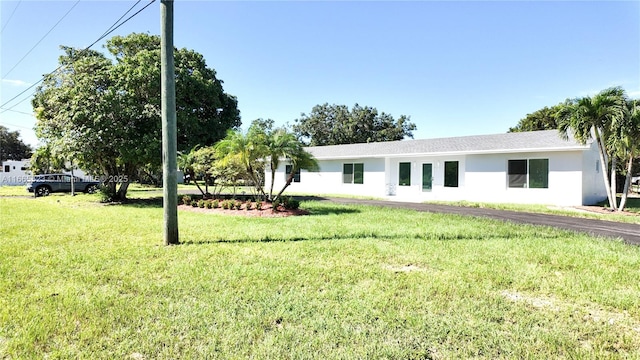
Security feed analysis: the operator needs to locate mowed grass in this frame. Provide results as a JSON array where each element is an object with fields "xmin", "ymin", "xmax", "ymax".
[{"xmin": 1, "ymin": 194, "xmax": 640, "ymax": 359}]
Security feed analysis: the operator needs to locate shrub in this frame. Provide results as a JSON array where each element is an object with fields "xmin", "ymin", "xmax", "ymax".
[
  {"xmin": 205, "ymin": 200, "xmax": 213, "ymax": 209},
  {"xmin": 235, "ymin": 200, "xmax": 242, "ymax": 210},
  {"xmin": 197, "ymin": 200, "xmax": 205, "ymax": 208},
  {"xmin": 182, "ymin": 195, "xmax": 192, "ymax": 206},
  {"xmin": 191, "ymin": 200, "xmax": 199, "ymax": 207},
  {"xmin": 98, "ymin": 185, "xmax": 116, "ymax": 203},
  {"xmin": 245, "ymin": 202, "xmax": 252, "ymax": 210},
  {"xmin": 284, "ymin": 198, "xmax": 300, "ymax": 210},
  {"xmin": 256, "ymin": 201, "xmax": 263, "ymax": 210},
  {"xmin": 212, "ymin": 199, "xmax": 219, "ymax": 208}
]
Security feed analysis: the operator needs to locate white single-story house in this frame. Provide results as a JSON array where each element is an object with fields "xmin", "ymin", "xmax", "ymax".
[{"xmin": 265, "ymin": 130, "xmax": 607, "ymax": 206}]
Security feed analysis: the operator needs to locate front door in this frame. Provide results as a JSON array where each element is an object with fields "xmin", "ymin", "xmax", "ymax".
[{"xmin": 422, "ymin": 163, "xmax": 432, "ymax": 191}]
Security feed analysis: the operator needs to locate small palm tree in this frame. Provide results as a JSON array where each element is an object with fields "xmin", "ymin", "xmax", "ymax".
[
  {"xmin": 557, "ymin": 87, "xmax": 626, "ymax": 210},
  {"xmin": 266, "ymin": 129, "xmax": 299, "ymax": 200},
  {"xmin": 273, "ymin": 144, "xmax": 318, "ymax": 201},
  {"xmin": 215, "ymin": 129, "xmax": 268, "ymax": 199},
  {"xmin": 615, "ymin": 98, "xmax": 640, "ymax": 211}
]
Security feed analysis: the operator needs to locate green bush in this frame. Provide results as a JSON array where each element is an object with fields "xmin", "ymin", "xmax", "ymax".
[
  {"xmin": 191, "ymin": 200, "xmax": 199, "ymax": 207},
  {"xmin": 256, "ymin": 201, "xmax": 263, "ymax": 210},
  {"xmin": 98, "ymin": 185, "xmax": 116, "ymax": 203},
  {"xmin": 285, "ymin": 198, "xmax": 300, "ymax": 210},
  {"xmin": 205, "ymin": 200, "xmax": 213, "ymax": 209},
  {"xmin": 235, "ymin": 200, "xmax": 242, "ymax": 210},
  {"xmin": 212, "ymin": 199, "xmax": 219, "ymax": 208},
  {"xmin": 245, "ymin": 202, "xmax": 252, "ymax": 210},
  {"xmin": 197, "ymin": 200, "xmax": 205, "ymax": 208},
  {"xmin": 182, "ymin": 195, "xmax": 192, "ymax": 206}
]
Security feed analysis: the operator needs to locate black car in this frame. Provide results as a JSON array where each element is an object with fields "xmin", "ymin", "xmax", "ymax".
[{"xmin": 26, "ymin": 174, "xmax": 100, "ymax": 197}]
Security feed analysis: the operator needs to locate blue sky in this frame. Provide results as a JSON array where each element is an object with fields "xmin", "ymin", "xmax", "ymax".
[{"xmin": 1, "ymin": 1, "xmax": 639, "ymax": 148}]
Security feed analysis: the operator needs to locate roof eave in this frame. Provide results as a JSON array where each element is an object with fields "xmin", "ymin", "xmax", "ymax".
[{"xmin": 311, "ymin": 145, "xmax": 590, "ymax": 160}]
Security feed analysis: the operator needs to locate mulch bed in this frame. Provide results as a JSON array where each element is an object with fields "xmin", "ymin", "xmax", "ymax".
[{"xmin": 178, "ymin": 203, "xmax": 309, "ymax": 218}]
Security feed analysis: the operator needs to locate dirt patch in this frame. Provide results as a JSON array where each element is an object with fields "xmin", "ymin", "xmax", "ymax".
[{"xmin": 178, "ymin": 203, "xmax": 309, "ymax": 218}]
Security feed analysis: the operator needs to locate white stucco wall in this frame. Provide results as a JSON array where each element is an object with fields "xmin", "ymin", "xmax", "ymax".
[
  {"xmin": 581, "ymin": 142, "xmax": 608, "ymax": 205},
  {"xmin": 266, "ymin": 158, "xmax": 388, "ymax": 198}
]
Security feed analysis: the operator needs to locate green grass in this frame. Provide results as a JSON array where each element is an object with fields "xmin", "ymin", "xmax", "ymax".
[
  {"xmin": 427, "ymin": 198, "xmax": 640, "ymax": 225},
  {"xmin": 1, "ymin": 193, "xmax": 640, "ymax": 358}
]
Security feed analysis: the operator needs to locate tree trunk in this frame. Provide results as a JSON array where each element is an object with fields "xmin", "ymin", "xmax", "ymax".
[
  {"xmin": 610, "ymin": 155, "xmax": 617, "ymax": 210},
  {"xmin": 116, "ymin": 180, "xmax": 130, "ymax": 200},
  {"xmin": 274, "ymin": 170, "xmax": 295, "ymax": 201},
  {"xmin": 593, "ymin": 127, "xmax": 615, "ymax": 210},
  {"xmin": 618, "ymin": 155, "xmax": 634, "ymax": 212},
  {"xmin": 269, "ymin": 161, "xmax": 276, "ymax": 201},
  {"xmin": 189, "ymin": 170, "xmax": 206, "ymax": 196}
]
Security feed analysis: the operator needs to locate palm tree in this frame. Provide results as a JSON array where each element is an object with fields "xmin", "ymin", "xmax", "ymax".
[
  {"xmin": 273, "ymin": 145, "xmax": 318, "ymax": 201},
  {"xmin": 557, "ymin": 87, "xmax": 626, "ymax": 211},
  {"xmin": 266, "ymin": 129, "xmax": 300, "ymax": 200},
  {"xmin": 215, "ymin": 129, "xmax": 268, "ymax": 199},
  {"xmin": 615, "ymin": 98, "xmax": 640, "ymax": 211}
]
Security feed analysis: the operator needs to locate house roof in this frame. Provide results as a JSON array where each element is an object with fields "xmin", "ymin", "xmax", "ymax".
[{"xmin": 305, "ymin": 130, "xmax": 590, "ymax": 160}]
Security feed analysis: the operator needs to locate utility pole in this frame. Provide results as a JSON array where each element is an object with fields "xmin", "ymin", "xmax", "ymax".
[{"xmin": 161, "ymin": 0, "xmax": 179, "ymax": 245}]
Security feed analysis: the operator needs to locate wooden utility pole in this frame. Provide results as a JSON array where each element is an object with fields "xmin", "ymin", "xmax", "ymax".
[{"xmin": 161, "ymin": 0, "xmax": 179, "ymax": 245}]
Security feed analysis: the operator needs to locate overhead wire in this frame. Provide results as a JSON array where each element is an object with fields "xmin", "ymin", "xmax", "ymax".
[
  {"xmin": 0, "ymin": 0, "xmax": 156, "ymax": 115},
  {"xmin": 0, "ymin": 0, "xmax": 22, "ymax": 35},
  {"xmin": 2, "ymin": 0, "xmax": 81, "ymax": 78}
]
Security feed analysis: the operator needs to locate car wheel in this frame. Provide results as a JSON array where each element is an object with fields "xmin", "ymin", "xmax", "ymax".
[
  {"xmin": 85, "ymin": 184, "xmax": 99, "ymax": 194},
  {"xmin": 36, "ymin": 186, "xmax": 51, "ymax": 197}
]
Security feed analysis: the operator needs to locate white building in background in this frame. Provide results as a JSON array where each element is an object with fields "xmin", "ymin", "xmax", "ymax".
[
  {"xmin": 0, "ymin": 159, "xmax": 31, "ymax": 185},
  {"xmin": 265, "ymin": 130, "xmax": 607, "ymax": 207}
]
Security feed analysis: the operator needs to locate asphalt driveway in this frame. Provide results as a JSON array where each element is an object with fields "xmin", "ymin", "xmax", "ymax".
[{"xmin": 320, "ymin": 197, "xmax": 640, "ymax": 246}]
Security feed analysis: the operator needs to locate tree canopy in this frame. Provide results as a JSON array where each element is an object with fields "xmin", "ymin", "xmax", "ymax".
[
  {"xmin": 293, "ymin": 103, "xmax": 416, "ymax": 146},
  {"xmin": 508, "ymin": 104, "xmax": 563, "ymax": 133},
  {"xmin": 32, "ymin": 33, "xmax": 240, "ymax": 200},
  {"xmin": 0, "ymin": 126, "xmax": 32, "ymax": 162}
]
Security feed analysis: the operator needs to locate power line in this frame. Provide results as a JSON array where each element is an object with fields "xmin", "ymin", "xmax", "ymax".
[
  {"xmin": 0, "ymin": 0, "xmax": 156, "ymax": 114},
  {"xmin": 0, "ymin": 0, "xmax": 22, "ymax": 35},
  {"xmin": 2, "ymin": 0, "xmax": 81, "ymax": 78}
]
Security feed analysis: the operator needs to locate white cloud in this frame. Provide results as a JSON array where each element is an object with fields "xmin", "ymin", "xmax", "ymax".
[
  {"xmin": 628, "ymin": 90, "xmax": 640, "ymax": 99},
  {"xmin": 1, "ymin": 79, "xmax": 31, "ymax": 87}
]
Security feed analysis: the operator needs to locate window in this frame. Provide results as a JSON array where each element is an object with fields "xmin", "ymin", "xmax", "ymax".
[
  {"xmin": 508, "ymin": 159, "xmax": 548, "ymax": 188},
  {"xmin": 399, "ymin": 162, "xmax": 411, "ymax": 186},
  {"xmin": 444, "ymin": 161, "xmax": 458, "ymax": 187},
  {"xmin": 343, "ymin": 163, "xmax": 364, "ymax": 184},
  {"xmin": 529, "ymin": 159, "xmax": 549, "ymax": 188},
  {"xmin": 508, "ymin": 160, "xmax": 527, "ymax": 188},
  {"xmin": 4, "ymin": 165, "xmax": 9, "ymax": 173},
  {"xmin": 285, "ymin": 165, "xmax": 300, "ymax": 183}
]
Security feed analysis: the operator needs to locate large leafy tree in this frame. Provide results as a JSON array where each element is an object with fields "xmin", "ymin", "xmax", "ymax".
[
  {"xmin": 557, "ymin": 87, "xmax": 627, "ymax": 211},
  {"xmin": 293, "ymin": 103, "xmax": 416, "ymax": 146},
  {"xmin": 0, "ymin": 126, "xmax": 32, "ymax": 162},
  {"xmin": 32, "ymin": 33, "xmax": 240, "ymax": 200},
  {"xmin": 508, "ymin": 104, "xmax": 563, "ymax": 132}
]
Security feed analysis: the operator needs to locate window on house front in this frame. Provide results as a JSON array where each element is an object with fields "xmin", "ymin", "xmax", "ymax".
[
  {"xmin": 528, "ymin": 159, "xmax": 549, "ymax": 188},
  {"xmin": 399, "ymin": 162, "xmax": 411, "ymax": 186},
  {"xmin": 508, "ymin": 159, "xmax": 548, "ymax": 188},
  {"xmin": 4, "ymin": 165, "xmax": 10, "ymax": 173},
  {"xmin": 444, "ymin": 161, "xmax": 459, "ymax": 187},
  {"xmin": 343, "ymin": 163, "xmax": 364, "ymax": 184},
  {"xmin": 285, "ymin": 165, "xmax": 300, "ymax": 183}
]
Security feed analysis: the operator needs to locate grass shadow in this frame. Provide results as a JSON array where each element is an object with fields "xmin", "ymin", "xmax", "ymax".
[{"xmin": 109, "ymin": 197, "xmax": 164, "ymax": 208}]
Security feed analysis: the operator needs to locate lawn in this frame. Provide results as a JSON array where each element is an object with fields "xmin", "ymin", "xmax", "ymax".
[{"xmin": 1, "ymin": 191, "xmax": 639, "ymax": 358}]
